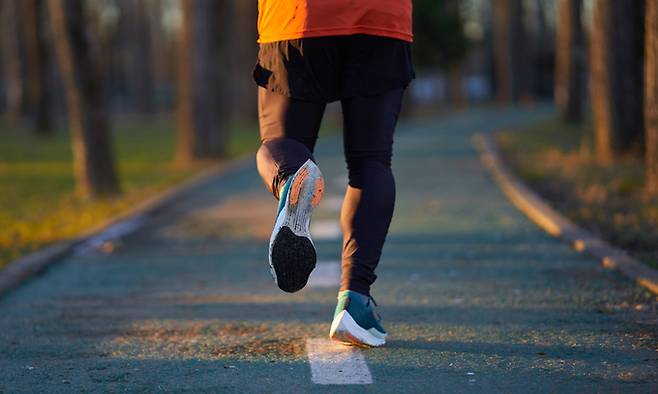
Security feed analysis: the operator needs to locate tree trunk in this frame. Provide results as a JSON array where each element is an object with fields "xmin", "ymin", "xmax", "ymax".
[
  {"xmin": 532, "ymin": 0, "xmax": 553, "ymax": 99},
  {"xmin": 117, "ymin": 0, "xmax": 155, "ymax": 115},
  {"xmin": 231, "ymin": 0, "xmax": 258, "ymax": 121},
  {"xmin": 446, "ymin": 0, "xmax": 465, "ymax": 107},
  {"xmin": 555, "ymin": 0, "xmax": 585, "ymax": 123},
  {"xmin": 21, "ymin": 0, "xmax": 53, "ymax": 134},
  {"xmin": 590, "ymin": 0, "xmax": 645, "ymax": 163},
  {"xmin": 646, "ymin": 0, "xmax": 658, "ymax": 193},
  {"xmin": 447, "ymin": 64, "xmax": 465, "ymax": 107},
  {"xmin": 176, "ymin": 0, "xmax": 230, "ymax": 164},
  {"xmin": 147, "ymin": 0, "xmax": 169, "ymax": 109},
  {"xmin": 491, "ymin": 0, "xmax": 526, "ymax": 103},
  {"xmin": 1, "ymin": 0, "xmax": 25, "ymax": 122},
  {"xmin": 48, "ymin": 0, "xmax": 120, "ymax": 198}
]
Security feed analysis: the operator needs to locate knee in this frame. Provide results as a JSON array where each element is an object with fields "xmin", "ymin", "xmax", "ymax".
[
  {"xmin": 346, "ymin": 156, "xmax": 393, "ymax": 190},
  {"xmin": 256, "ymin": 138, "xmax": 315, "ymax": 197},
  {"xmin": 259, "ymin": 138, "xmax": 314, "ymax": 165},
  {"xmin": 345, "ymin": 151, "xmax": 392, "ymax": 172},
  {"xmin": 256, "ymin": 143, "xmax": 278, "ymax": 195}
]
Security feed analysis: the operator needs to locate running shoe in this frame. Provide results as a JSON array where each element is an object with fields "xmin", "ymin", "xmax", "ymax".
[
  {"xmin": 329, "ymin": 290, "xmax": 387, "ymax": 347},
  {"xmin": 268, "ymin": 159, "xmax": 324, "ymax": 293}
]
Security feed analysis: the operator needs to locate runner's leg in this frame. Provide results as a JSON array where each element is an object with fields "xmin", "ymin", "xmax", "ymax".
[
  {"xmin": 340, "ymin": 88, "xmax": 404, "ymax": 296},
  {"xmin": 256, "ymin": 87, "xmax": 326, "ymax": 198}
]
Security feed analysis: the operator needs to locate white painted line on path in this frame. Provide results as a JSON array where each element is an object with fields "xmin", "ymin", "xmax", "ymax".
[
  {"xmin": 306, "ymin": 338, "xmax": 373, "ymax": 385},
  {"xmin": 311, "ymin": 220, "xmax": 341, "ymax": 240},
  {"xmin": 307, "ymin": 261, "xmax": 340, "ymax": 288}
]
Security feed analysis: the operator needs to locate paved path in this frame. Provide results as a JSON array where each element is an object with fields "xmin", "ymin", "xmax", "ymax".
[{"xmin": 1, "ymin": 107, "xmax": 657, "ymax": 393}]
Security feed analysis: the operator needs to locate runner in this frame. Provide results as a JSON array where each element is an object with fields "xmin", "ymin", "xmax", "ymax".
[{"xmin": 254, "ymin": 0, "xmax": 414, "ymax": 347}]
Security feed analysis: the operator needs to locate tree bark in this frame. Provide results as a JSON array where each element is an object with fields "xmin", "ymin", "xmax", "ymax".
[
  {"xmin": 176, "ymin": 0, "xmax": 230, "ymax": 164},
  {"xmin": 1, "ymin": 0, "xmax": 25, "ymax": 122},
  {"xmin": 21, "ymin": 0, "xmax": 53, "ymax": 134},
  {"xmin": 117, "ymin": 0, "xmax": 155, "ymax": 114},
  {"xmin": 147, "ymin": 0, "xmax": 170, "ymax": 107},
  {"xmin": 555, "ymin": 0, "xmax": 585, "ymax": 123},
  {"xmin": 532, "ymin": 0, "xmax": 553, "ymax": 99},
  {"xmin": 48, "ymin": 0, "xmax": 120, "ymax": 198},
  {"xmin": 590, "ymin": 0, "xmax": 645, "ymax": 163},
  {"xmin": 491, "ymin": 0, "xmax": 526, "ymax": 103},
  {"xmin": 231, "ymin": 0, "xmax": 258, "ymax": 121},
  {"xmin": 447, "ymin": 64, "xmax": 465, "ymax": 107},
  {"xmin": 446, "ymin": 0, "xmax": 465, "ymax": 106},
  {"xmin": 646, "ymin": 0, "xmax": 658, "ymax": 193}
]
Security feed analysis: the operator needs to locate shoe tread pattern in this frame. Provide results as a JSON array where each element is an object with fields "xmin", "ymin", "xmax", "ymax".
[{"xmin": 271, "ymin": 226, "xmax": 316, "ymax": 292}]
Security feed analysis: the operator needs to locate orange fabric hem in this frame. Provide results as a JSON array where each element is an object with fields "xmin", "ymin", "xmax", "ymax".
[{"xmin": 258, "ymin": 26, "xmax": 413, "ymax": 44}]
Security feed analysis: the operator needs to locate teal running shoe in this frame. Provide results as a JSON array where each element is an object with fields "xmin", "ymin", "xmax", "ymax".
[
  {"xmin": 268, "ymin": 159, "xmax": 324, "ymax": 293},
  {"xmin": 329, "ymin": 290, "xmax": 387, "ymax": 347}
]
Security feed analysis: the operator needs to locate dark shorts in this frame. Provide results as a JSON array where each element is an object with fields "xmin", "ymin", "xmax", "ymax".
[{"xmin": 253, "ymin": 34, "xmax": 415, "ymax": 103}]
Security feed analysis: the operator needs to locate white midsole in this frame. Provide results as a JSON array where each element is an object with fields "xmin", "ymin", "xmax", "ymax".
[
  {"xmin": 329, "ymin": 310, "xmax": 387, "ymax": 347},
  {"xmin": 268, "ymin": 160, "xmax": 322, "ymax": 283}
]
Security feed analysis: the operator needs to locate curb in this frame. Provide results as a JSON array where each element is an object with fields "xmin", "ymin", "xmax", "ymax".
[
  {"xmin": 472, "ymin": 133, "xmax": 658, "ymax": 295},
  {"xmin": 0, "ymin": 155, "xmax": 253, "ymax": 297}
]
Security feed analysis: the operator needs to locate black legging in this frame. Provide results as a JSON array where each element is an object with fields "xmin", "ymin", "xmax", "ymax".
[{"xmin": 256, "ymin": 87, "xmax": 403, "ymax": 296}]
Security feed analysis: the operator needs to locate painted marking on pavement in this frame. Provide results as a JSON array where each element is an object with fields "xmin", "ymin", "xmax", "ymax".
[
  {"xmin": 307, "ymin": 261, "xmax": 340, "ymax": 288},
  {"xmin": 311, "ymin": 220, "xmax": 341, "ymax": 240},
  {"xmin": 306, "ymin": 338, "xmax": 373, "ymax": 385}
]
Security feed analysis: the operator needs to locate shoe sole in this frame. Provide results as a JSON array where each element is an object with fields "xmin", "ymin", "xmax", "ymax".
[
  {"xmin": 329, "ymin": 310, "xmax": 387, "ymax": 347},
  {"xmin": 269, "ymin": 160, "xmax": 324, "ymax": 293}
]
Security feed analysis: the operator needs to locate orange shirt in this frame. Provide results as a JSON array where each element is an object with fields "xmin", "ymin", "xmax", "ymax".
[{"xmin": 257, "ymin": 0, "xmax": 413, "ymax": 44}]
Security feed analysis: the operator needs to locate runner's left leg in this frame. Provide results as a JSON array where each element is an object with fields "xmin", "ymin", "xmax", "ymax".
[
  {"xmin": 256, "ymin": 88, "xmax": 326, "ymax": 198},
  {"xmin": 256, "ymin": 88, "xmax": 327, "ymax": 292}
]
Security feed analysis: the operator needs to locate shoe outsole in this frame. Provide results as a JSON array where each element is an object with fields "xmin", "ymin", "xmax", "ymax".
[
  {"xmin": 271, "ymin": 226, "xmax": 316, "ymax": 293},
  {"xmin": 269, "ymin": 160, "xmax": 324, "ymax": 293}
]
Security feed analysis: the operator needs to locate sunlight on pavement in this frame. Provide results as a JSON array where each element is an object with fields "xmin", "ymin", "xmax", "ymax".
[
  {"xmin": 102, "ymin": 320, "xmax": 319, "ymax": 362},
  {"xmin": 159, "ymin": 193, "xmax": 273, "ymax": 240}
]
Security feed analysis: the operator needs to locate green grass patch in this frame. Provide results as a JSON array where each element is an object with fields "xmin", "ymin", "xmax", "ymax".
[
  {"xmin": 497, "ymin": 117, "xmax": 658, "ymax": 269},
  {"xmin": 0, "ymin": 117, "xmax": 259, "ymax": 269}
]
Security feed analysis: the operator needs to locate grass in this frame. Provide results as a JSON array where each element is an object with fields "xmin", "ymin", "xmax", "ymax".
[
  {"xmin": 496, "ymin": 117, "xmax": 658, "ymax": 269},
  {"xmin": 0, "ymin": 116, "xmax": 259, "ymax": 269}
]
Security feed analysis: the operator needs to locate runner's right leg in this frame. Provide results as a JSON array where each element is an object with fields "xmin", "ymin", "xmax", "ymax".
[
  {"xmin": 256, "ymin": 88, "xmax": 326, "ymax": 292},
  {"xmin": 330, "ymin": 87, "xmax": 404, "ymax": 347},
  {"xmin": 339, "ymin": 88, "xmax": 403, "ymax": 297}
]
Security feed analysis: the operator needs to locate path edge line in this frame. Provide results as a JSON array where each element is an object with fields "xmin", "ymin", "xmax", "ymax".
[
  {"xmin": 0, "ymin": 155, "xmax": 253, "ymax": 297},
  {"xmin": 472, "ymin": 133, "xmax": 658, "ymax": 295}
]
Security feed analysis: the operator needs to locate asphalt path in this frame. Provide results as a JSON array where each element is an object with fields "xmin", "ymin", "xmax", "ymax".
[{"xmin": 1, "ymin": 106, "xmax": 656, "ymax": 393}]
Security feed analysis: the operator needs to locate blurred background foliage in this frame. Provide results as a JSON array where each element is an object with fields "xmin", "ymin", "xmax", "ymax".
[
  {"xmin": 0, "ymin": 0, "xmax": 656, "ymax": 270},
  {"xmin": 412, "ymin": 0, "xmax": 469, "ymax": 68}
]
